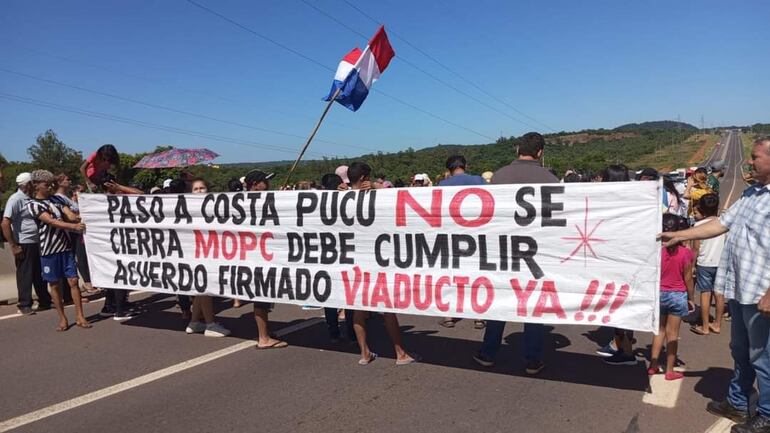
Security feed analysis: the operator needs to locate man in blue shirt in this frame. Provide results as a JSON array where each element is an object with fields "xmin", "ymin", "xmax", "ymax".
[
  {"xmin": 437, "ymin": 155, "xmax": 487, "ymax": 187},
  {"xmin": 438, "ymin": 155, "xmax": 487, "ymax": 330}
]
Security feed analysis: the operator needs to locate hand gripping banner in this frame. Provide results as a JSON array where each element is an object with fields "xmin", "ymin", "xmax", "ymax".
[{"xmin": 80, "ymin": 182, "xmax": 662, "ymax": 332}]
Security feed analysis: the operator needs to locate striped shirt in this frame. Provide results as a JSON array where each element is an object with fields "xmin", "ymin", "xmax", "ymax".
[
  {"xmin": 714, "ymin": 183, "xmax": 770, "ymax": 304},
  {"xmin": 27, "ymin": 196, "xmax": 72, "ymax": 256}
]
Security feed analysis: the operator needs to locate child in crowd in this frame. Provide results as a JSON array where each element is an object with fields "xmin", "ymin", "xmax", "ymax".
[
  {"xmin": 649, "ymin": 214, "xmax": 695, "ymax": 380},
  {"xmin": 80, "ymin": 144, "xmax": 119, "ymax": 192},
  {"xmin": 690, "ymin": 194, "xmax": 726, "ymax": 335}
]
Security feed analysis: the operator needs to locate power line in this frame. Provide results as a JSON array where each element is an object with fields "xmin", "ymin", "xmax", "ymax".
[
  {"xmin": 15, "ymin": 46, "xmax": 382, "ymax": 135},
  {"xmin": 340, "ymin": 0, "xmax": 559, "ymax": 133},
  {"xmin": 185, "ymin": 0, "xmax": 333, "ymax": 72},
  {"xmin": 0, "ymin": 92, "xmax": 338, "ymax": 158},
  {"xmin": 0, "ymin": 67, "xmax": 383, "ymax": 154},
  {"xmin": 297, "ymin": 0, "xmax": 541, "ymax": 131},
  {"xmin": 183, "ymin": 0, "xmax": 493, "ymax": 141}
]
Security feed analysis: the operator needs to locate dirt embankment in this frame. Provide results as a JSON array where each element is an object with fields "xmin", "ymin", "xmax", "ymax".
[
  {"xmin": 547, "ymin": 132, "xmax": 638, "ymax": 145},
  {"xmin": 687, "ymin": 137, "xmax": 712, "ymax": 164}
]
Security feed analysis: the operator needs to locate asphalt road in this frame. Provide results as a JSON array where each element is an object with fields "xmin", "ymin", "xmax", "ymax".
[
  {"xmin": 0, "ymin": 138, "xmax": 746, "ymax": 433},
  {"xmin": 706, "ymin": 129, "xmax": 747, "ymax": 210}
]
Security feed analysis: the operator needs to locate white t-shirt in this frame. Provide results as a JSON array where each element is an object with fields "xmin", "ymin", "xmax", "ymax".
[{"xmin": 695, "ymin": 217, "xmax": 726, "ymax": 267}]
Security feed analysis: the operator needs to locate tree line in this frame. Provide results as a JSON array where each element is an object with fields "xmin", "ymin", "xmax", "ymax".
[{"xmin": 0, "ymin": 124, "xmax": 707, "ymax": 205}]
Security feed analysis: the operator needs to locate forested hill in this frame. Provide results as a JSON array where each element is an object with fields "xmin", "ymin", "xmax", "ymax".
[
  {"xmin": 0, "ymin": 120, "xmax": 709, "ymax": 199},
  {"xmin": 614, "ymin": 121, "xmax": 697, "ymax": 132}
]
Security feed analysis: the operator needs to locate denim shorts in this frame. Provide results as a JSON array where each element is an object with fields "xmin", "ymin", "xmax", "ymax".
[
  {"xmin": 660, "ymin": 291, "xmax": 689, "ymax": 317},
  {"xmin": 40, "ymin": 251, "xmax": 78, "ymax": 283},
  {"xmin": 696, "ymin": 265, "xmax": 718, "ymax": 292}
]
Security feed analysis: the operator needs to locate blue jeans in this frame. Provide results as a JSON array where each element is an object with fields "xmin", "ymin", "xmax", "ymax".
[
  {"xmin": 727, "ymin": 300, "xmax": 770, "ymax": 416},
  {"xmin": 479, "ymin": 321, "xmax": 544, "ymax": 362}
]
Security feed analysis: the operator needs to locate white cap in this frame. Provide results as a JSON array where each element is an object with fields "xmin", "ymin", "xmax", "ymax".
[
  {"xmin": 414, "ymin": 173, "xmax": 427, "ymax": 181},
  {"xmin": 162, "ymin": 179, "xmax": 172, "ymax": 189},
  {"xmin": 239, "ymin": 176, "xmax": 246, "ymax": 185},
  {"xmin": 16, "ymin": 172, "xmax": 31, "ymax": 185},
  {"xmin": 335, "ymin": 165, "xmax": 350, "ymax": 184}
]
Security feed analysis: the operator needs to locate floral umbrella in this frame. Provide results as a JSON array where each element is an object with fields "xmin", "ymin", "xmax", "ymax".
[{"xmin": 133, "ymin": 148, "xmax": 219, "ymax": 169}]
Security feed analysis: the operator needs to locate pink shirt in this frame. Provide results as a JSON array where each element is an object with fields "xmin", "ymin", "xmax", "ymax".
[
  {"xmin": 86, "ymin": 151, "xmax": 112, "ymax": 182},
  {"xmin": 660, "ymin": 245, "xmax": 694, "ymax": 292}
]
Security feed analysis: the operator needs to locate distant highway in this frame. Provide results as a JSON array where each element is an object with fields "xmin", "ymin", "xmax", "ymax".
[{"xmin": 706, "ymin": 130, "xmax": 746, "ymax": 210}]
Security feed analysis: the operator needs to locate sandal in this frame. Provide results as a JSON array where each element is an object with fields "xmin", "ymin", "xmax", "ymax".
[
  {"xmin": 56, "ymin": 323, "xmax": 69, "ymax": 332},
  {"xmin": 358, "ymin": 352, "xmax": 378, "ymax": 365},
  {"xmin": 708, "ymin": 325, "xmax": 721, "ymax": 334},
  {"xmin": 256, "ymin": 340, "xmax": 288, "ymax": 350},
  {"xmin": 76, "ymin": 321, "xmax": 92, "ymax": 329},
  {"xmin": 396, "ymin": 353, "xmax": 421, "ymax": 366},
  {"xmin": 647, "ymin": 366, "xmax": 662, "ymax": 376},
  {"xmin": 690, "ymin": 325, "xmax": 709, "ymax": 335}
]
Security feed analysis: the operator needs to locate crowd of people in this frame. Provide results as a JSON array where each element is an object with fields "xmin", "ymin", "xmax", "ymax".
[{"xmin": 3, "ymin": 133, "xmax": 770, "ymax": 432}]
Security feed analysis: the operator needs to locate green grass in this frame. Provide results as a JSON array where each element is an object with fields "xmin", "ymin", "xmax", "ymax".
[{"xmin": 741, "ymin": 133, "xmax": 756, "ymax": 159}]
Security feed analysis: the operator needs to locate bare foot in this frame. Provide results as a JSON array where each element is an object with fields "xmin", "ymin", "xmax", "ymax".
[
  {"xmin": 76, "ymin": 319, "xmax": 92, "ymax": 329},
  {"xmin": 56, "ymin": 320, "xmax": 69, "ymax": 332}
]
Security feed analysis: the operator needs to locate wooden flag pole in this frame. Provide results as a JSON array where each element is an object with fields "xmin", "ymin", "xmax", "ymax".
[{"xmin": 283, "ymin": 86, "xmax": 343, "ymax": 188}]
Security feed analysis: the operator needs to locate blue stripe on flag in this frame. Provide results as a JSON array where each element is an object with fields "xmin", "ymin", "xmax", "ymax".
[{"xmin": 323, "ymin": 69, "xmax": 369, "ymax": 112}]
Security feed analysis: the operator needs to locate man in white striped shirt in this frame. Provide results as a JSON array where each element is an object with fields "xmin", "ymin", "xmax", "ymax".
[
  {"xmin": 661, "ymin": 137, "xmax": 770, "ymax": 433},
  {"xmin": 26, "ymin": 170, "xmax": 91, "ymax": 332}
]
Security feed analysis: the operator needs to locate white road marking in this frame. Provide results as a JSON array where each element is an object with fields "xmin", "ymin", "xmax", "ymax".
[
  {"xmin": 704, "ymin": 417, "xmax": 734, "ymax": 433},
  {"xmin": 0, "ymin": 313, "xmax": 22, "ymax": 321},
  {"xmin": 641, "ymin": 367, "xmax": 686, "ymax": 408},
  {"xmin": 723, "ymin": 132, "xmax": 743, "ymax": 209},
  {"xmin": 0, "ymin": 317, "xmax": 323, "ymax": 432}
]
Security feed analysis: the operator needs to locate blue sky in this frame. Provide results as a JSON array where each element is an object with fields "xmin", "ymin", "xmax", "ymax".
[{"xmin": 1, "ymin": 0, "xmax": 768, "ymax": 163}]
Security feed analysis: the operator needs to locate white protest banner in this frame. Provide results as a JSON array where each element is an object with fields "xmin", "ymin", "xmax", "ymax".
[{"xmin": 80, "ymin": 182, "xmax": 661, "ymax": 332}]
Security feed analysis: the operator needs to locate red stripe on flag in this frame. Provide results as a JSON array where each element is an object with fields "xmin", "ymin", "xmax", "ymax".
[
  {"xmin": 342, "ymin": 47, "xmax": 363, "ymax": 65},
  {"xmin": 368, "ymin": 25, "xmax": 395, "ymax": 73}
]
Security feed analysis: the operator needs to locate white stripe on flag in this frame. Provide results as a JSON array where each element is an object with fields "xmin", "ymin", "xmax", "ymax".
[
  {"xmin": 333, "ymin": 60, "xmax": 356, "ymax": 82},
  {"xmin": 354, "ymin": 46, "xmax": 381, "ymax": 89}
]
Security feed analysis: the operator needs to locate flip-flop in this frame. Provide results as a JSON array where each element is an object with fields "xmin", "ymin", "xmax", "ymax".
[
  {"xmin": 647, "ymin": 366, "xmax": 663, "ymax": 376},
  {"xmin": 358, "ymin": 352, "xmax": 378, "ymax": 365},
  {"xmin": 690, "ymin": 325, "xmax": 709, "ymax": 335},
  {"xmin": 396, "ymin": 353, "xmax": 421, "ymax": 366},
  {"xmin": 56, "ymin": 323, "xmax": 69, "ymax": 332},
  {"xmin": 256, "ymin": 340, "xmax": 288, "ymax": 350},
  {"xmin": 76, "ymin": 322, "xmax": 92, "ymax": 329},
  {"xmin": 708, "ymin": 326, "xmax": 721, "ymax": 334}
]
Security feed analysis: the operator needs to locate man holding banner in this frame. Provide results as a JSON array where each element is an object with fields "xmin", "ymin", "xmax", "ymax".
[{"xmin": 473, "ymin": 132, "xmax": 558, "ymax": 375}]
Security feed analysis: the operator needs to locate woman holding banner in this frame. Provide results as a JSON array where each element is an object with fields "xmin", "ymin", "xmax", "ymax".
[
  {"xmin": 184, "ymin": 178, "xmax": 231, "ymax": 338},
  {"xmin": 245, "ymin": 170, "xmax": 288, "ymax": 349},
  {"xmin": 346, "ymin": 162, "xmax": 417, "ymax": 365}
]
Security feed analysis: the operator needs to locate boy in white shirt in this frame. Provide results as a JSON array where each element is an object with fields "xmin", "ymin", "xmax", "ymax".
[{"xmin": 690, "ymin": 193, "xmax": 727, "ymax": 335}]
